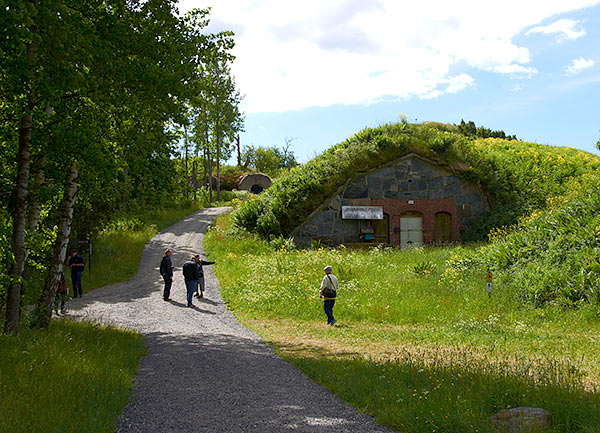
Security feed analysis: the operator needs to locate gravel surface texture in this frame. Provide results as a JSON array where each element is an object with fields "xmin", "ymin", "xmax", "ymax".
[{"xmin": 68, "ymin": 207, "xmax": 393, "ymax": 433}]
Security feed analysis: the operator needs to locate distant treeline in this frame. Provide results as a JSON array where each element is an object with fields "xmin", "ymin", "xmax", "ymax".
[{"xmin": 456, "ymin": 119, "xmax": 518, "ymax": 141}]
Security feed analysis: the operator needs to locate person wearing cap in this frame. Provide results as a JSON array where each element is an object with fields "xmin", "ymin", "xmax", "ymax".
[
  {"xmin": 160, "ymin": 249, "xmax": 174, "ymax": 301},
  {"xmin": 319, "ymin": 265, "xmax": 339, "ymax": 325},
  {"xmin": 193, "ymin": 254, "xmax": 215, "ymax": 299},
  {"xmin": 182, "ymin": 255, "xmax": 201, "ymax": 307},
  {"xmin": 66, "ymin": 248, "xmax": 85, "ymax": 298}
]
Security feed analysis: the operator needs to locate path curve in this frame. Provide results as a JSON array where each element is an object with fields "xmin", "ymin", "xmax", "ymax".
[{"xmin": 68, "ymin": 208, "xmax": 392, "ymax": 433}]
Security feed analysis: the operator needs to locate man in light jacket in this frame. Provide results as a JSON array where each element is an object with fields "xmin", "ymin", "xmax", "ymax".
[{"xmin": 319, "ymin": 265, "xmax": 338, "ymax": 325}]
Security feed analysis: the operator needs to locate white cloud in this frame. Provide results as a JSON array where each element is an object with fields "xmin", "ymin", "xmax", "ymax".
[
  {"xmin": 179, "ymin": 0, "xmax": 600, "ymax": 113},
  {"xmin": 525, "ymin": 18, "xmax": 586, "ymax": 41},
  {"xmin": 565, "ymin": 57, "xmax": 596, "ymax": 75},
  {"xmin": 508, "ymin": 84, "xmax": 522, "ymax": 92}
]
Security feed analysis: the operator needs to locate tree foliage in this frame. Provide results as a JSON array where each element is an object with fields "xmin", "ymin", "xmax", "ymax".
[{"xmin": 1, "ymin": 1, "xmax": 242, "ymax": 332}]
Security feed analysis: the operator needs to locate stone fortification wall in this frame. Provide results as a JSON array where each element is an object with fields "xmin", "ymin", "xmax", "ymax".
[{"xmin": 292, "ymin": 154, "xmax": 489, "ymax": 246}]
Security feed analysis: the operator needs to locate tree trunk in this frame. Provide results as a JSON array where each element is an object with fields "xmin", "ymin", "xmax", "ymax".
[
  {"xmin": 236, "ymin": 135, "xmax": 241, "ymax": 167},
  {"xmin": 216, "ymin": 112, "xmax": 221, "ymax": 202},
  {"xmin": 203, "ymin": 122, "xmax": 209, "ymax": 189},
  {"xmin": 30, "ymin": 161, "xmax": 78, "ymax": 329},
  {"xmin": 184, "ymin": 124, "xmax": 189, "ymax": 200},
  {"xmin": 192, "ymin": 160, "xmax": 197, "ymax": 203},
  {"xmin": 202, "ymin": 146, "xmax": 208, "ymax": 189},
  {"xmin": 26, "ymin": 153, "xmax": 47, "ymax": 230},
  {"xmin": 207, "ymin": 147, "xmax": 213, "ymax": 204},
  {"xmin": 4, "ymin": 40, "xmax": 36, "ymax": 335}
]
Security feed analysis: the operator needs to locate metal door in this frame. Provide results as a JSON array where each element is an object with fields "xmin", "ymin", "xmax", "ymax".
[{"xmin": 400, "ymin": 213, "xmax": 423, "ymax": 247}]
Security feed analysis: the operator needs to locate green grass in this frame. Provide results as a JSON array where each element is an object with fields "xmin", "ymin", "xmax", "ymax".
[
  {"xmin": 0, "ymin": 318, "xmax": 146, "ymax": 433},
  {"xmin": 206, "ymin": 213, "xmax": 600, "ymax": 433}
]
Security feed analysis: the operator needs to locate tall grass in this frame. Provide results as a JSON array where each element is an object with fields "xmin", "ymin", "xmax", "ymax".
[
  {"xmin": 450, "ymin": 185, "xmax": 600, "ymax": 310},
  {"xmin": 0, "ymin": 319, "xmax": 146, "ymax": 433},
  {"xmin": 206, "ymin": 213, "xmax": 600, "ymax": 432},
  {"xmin": 290, "ymin": 349, "xmax": 599, "ymax": 433}
]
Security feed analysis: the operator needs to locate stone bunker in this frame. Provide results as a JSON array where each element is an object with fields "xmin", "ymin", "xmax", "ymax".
[
  {"xmin": 292, "ymin": 154, "xmax": 489, "ymax": 247},
  {"xmin": 237, "ymin": 173, "xmax": 272, "ymax": 194}
]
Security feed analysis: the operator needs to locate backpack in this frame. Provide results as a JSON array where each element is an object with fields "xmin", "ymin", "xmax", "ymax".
[{"xmin": 57, "ymin": 272, "xmax": 68, "ymax": 294}]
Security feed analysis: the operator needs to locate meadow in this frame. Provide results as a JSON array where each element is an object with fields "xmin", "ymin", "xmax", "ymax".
[{"xmin": 205, "ymin": 212, "xmax": 600, "ymax": 433}]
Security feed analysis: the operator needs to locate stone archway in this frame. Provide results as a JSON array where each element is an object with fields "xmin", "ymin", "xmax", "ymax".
[{"xmin": 237, "ymin": 173, "xmax": 272, "ymax": 194}]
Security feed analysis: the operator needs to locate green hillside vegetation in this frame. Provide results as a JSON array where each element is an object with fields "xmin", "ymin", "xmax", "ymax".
[
  {"xmin": 453, "ymin": 184, "xmax": 600, "ymax": 309},
  {"xmin": 234, "ymin": 121, "xmax": 600, "ymax": 242}
]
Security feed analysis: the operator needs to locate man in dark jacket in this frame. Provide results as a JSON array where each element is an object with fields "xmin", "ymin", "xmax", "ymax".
[
  {"xmin": 193, "ymin": 254, "xmax": 215, "ymax": 299},
  {"xmin": 160, "ymin": 249, "xmax": 174, "ymax": 301},
  {"xmin": 182, "ymin": 255, "xmax": 201, "ymax": 307},
  {"xmin": 66, "ymin": 249, "xmax": 85, "ymax": 298}
]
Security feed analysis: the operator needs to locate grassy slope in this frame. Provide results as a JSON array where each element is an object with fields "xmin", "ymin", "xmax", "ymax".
[{"xmin": 206, "ymin": 213, "xmax": 600, "ymax": 433}]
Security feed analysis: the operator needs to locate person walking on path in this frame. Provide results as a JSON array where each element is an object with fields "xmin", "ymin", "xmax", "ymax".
[
  {"xmin": 193, "ymin": 254, "xmax": 215, "ymax": 299},
  {"xmin": 160, "ymin": 249, "xmax": 174, "ymax": 301},
  {"xmin": 53, "ymin": 271, "xmax": 68, "ymax": 314},
  {"xmin": 319, "ymin": 265, "xmax": 338, "ymax": 325},
  {"xmin": 66, "ymin": 248, "xmax": 85, "ymax": 298},
  {"xmin": 182, "ymin": 255, "xmax": 201, "ymax": 307}
]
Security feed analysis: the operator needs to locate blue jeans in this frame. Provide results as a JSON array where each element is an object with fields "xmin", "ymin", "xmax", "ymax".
[
  {"xmin": 185, "ymin": 280, "xmax": 197, "ymax": 306},
  {"xmin": 71, "ymin": 271, "xmax": 83, "ymax": 297},
  {"xmin": 323, "ymin": 299, "xmax": 335, "ymax": 324}
]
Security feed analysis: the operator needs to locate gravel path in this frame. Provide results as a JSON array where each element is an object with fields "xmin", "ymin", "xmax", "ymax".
[{"xmin": 68, "ymin": 207, "xmax": 393, "ymax": 433}]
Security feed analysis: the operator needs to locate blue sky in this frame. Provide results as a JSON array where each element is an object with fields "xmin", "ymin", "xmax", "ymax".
[{"xmin": 181, "ymin": 0, "xmax": 600, "ymax": 163}]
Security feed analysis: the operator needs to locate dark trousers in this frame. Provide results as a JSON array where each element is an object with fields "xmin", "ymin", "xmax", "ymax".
[
  {"xmin": 163, "ymin": 275, "xmax": 172, "ymax": 300},
  {"xmin": 71, "ymin": 271, "xmax": 83, "ymax": 297},
  {"xmin": 323, "ymin": 299, "xmax": 335, "ymax": 324}
]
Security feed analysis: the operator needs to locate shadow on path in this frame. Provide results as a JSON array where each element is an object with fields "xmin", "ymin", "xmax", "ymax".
[{"xmin": 118, "ymin": 332, "xmax": 387, "ymax": 433}]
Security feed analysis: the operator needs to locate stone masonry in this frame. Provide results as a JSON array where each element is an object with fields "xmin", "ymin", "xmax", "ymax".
[{"xmin": 292, "ymin": 154, "xmax": 489, "ymax": 246}]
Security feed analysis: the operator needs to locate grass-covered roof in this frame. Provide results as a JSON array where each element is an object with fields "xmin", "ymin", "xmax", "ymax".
[{"xmin": 234, "ymin": 121, "xmax": 600, "ymax": 241}]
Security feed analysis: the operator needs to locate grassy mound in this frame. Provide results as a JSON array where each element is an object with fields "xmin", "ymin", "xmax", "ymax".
[
  {"xmin": 452, "ymin": 183, "xmax": 600, "ymax": 308},
  {"xmin": 233, "ymin": 121, "xmax": 600, "ymax": 241}
]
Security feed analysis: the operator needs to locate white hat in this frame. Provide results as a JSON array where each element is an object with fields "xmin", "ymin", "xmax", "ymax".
[{"xmin": 323, "ymin": 265, "xmax": 332, "ymax": 272}]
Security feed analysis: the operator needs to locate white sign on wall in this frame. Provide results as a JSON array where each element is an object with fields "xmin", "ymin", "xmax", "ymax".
[{"xmin": 341, "ymin": 206, "xmax": 384, "ymax": 220}]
